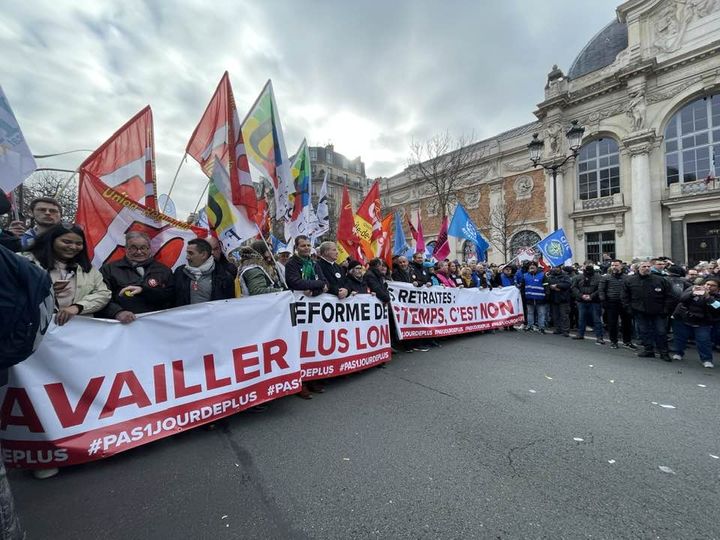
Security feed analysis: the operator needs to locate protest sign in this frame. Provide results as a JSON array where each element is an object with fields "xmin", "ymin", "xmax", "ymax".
[{"xmin": 388, "ymin": 282, "xmax": 523, "ymax": 340}]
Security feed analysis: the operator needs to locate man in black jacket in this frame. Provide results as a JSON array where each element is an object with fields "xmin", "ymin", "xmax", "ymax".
[
  {"xmin": 391, "ymin": 255, "xmax": 414, "ymax": 284},
  {"xmin": 363, "ymin": 258, "xmax": 391, "ymax": 303},
  {"xmin": 316, "ymin": 241, "xmax": 348, "ymax": 298},
  {"xmin": 622, "ymin": 260, "xmax": 673, "ymax": 360},
  {"xmin": 547, "ymin": 266, "xmax": 572, "ymax": 337},
  {"xmin": 409, "ymin": 252, "xmax": 431, "ymax": 286},
  {"xmin": 173, "ymin": 238, "xmax": 234, "ymax": 306},
  {"xmin": 599, "ymin": 260, "xmax": 635, "ymax": 349},
  {"xmin": 572, "ymin": 263, "xmax": 604, "ymax": 344},
  {"xmin": 99, "ymin": 232, "xmax": 174, "ymax": 322},
  {"xmin": 284, "ymin": 235, "xmax": 328, "ymax": 296}
]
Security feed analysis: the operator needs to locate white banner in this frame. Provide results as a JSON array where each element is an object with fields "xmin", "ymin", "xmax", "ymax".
[
  {"xmin": 0, "ymin": 293, "xmax": 301, "ymax": 468},
  {"xmin": 388, "ymin": 282, "xmax": 523, "ymax": 340},
  {"xmin": 291, "ymin": 293, "xmax": 391, "ymax": 379}
]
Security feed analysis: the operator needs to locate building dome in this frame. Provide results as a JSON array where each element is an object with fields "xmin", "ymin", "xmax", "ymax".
[{"xmin": 568, "ymin": 20, "xmax": 628, "ymax": 79}]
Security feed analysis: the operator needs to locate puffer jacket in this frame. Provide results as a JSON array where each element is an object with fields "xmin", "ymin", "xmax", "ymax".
[
  {"xmin": 622, "ymin": 273, "xmax": 673, "ymax": 315},
  {"xmin": 572, "ymin": 271, "xmax": 602, "ymax": 303},
  {"xmin": 599, "ymin": 272, "xmax": 625, "ymax": 303},
  {"xmin": 547, "ymin": 272, "xmax": 572, "ymax": 304}
]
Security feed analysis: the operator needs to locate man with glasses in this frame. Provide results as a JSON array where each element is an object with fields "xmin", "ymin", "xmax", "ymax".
[
  {"xmin": 99, "ymin": 231, "xmax": 174, "ymax": 323},
  {"xmin": 19, "ymin": 197, "xmax": 63, "ymax": 249}
]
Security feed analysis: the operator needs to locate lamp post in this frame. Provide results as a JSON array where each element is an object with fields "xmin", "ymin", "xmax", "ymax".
[{"xmin": 527, "ymin": 120, "xmax": 585, "ymax": 232}]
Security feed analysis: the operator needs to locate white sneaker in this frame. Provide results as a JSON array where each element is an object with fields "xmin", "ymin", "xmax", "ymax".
[
  {"xmin": 702, "ymin": 361, "xmax": 714, "ymax": 369},
  {"xmin": 671, "ymin": 354, "xmax": 682, "ymax": 361},
  {"xmin": 33, "ymin": 467, "xmax": 59, "ymax": 479}
]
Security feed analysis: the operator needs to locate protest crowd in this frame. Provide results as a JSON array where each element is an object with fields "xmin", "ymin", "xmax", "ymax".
[{"xmin": 1, "ymin": 74, "xmax": 720, "ymax": 540}]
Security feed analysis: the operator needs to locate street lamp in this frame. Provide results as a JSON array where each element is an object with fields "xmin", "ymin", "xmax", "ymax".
[{"xmin": 527, "ymin": 120, "xmax": 585, "ymax": 231}]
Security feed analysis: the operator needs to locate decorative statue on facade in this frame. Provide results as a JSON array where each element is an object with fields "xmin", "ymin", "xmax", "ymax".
[
  {"xmin": 627, "ymin": 89, "xmax": 647, "ymax": 131},
  {"xmin": 545, "ymin": 123, "xmax": 562, "ymax": 155}
]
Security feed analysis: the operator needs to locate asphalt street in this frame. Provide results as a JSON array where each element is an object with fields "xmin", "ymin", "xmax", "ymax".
[{"xmin": 8, "ymin": 331, "xmax": 720, "ymax": 540}]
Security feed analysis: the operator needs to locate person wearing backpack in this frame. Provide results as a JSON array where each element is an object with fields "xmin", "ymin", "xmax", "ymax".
[{"xmin": 0, "ymin": 244, "xmax": 54, "ymax": 538}]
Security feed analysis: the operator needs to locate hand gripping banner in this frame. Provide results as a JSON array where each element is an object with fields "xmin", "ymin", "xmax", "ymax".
[
  {"xmin": 291, "ymin": 293, "xmax": 391, "ymax": 380},
  {"xmin": 0, "ymin": 293, "xmax": 301, "ymax": 468},
  {"xmin": 388, "ymin": 282, "xmax": 524, "ymax": 340}
]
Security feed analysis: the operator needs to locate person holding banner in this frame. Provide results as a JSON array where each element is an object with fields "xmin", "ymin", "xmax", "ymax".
[
  {"xmin": 173, "ymin": 238, "xmax": 235, "ymax": 306},
  {"xmin": 285, "ymin": 235, "xmax": 328, "ymax": 297},
  {"xmin": 391, "ymin": 256, "xmax": 415, "ymax": 284},
  {"xmin": 343, "ymin": 260, "xmax": 369, "ymax": 294},
  {"xmin": 410, "ymin": 252, "xmax": 432, "ymax": 286},
  {"xmin": 448, "ymin": 261, "xmax": 464, "ymax": 287},
  {"xmin": 364, "ymin": 258, "xmax": 391, "ymax": 303},
  {"xmin": 99, "ymin": 232, "xmax": 174, "ymax": 323},
  {"xmin": 237, "ymin": 246, "xmax": 285, "ymax": 296},
  {"xmin": 432, "ymin": 261, "xmax": 456, "ymax": 287},
  {"xmin": 27, "ymin": 224, "xmax": 111, "ymax": 328},
  {"xmin": 316, "ymin": 241, "xmax": 348, "ymax": 299}
]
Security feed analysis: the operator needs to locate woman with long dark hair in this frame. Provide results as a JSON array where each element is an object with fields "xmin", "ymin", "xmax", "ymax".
[{"xmin": 27, "ymin": 224, "xmax": 110, "ymax": 327}]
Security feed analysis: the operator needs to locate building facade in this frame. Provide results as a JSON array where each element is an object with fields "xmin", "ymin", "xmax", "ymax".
[
  {"xmin": 308, "ymin": 144, "xmax": 370, "ymax": 238},
  {"xmin": 385, "ymin": 0, "xmax": 720, "ymax": 265}
]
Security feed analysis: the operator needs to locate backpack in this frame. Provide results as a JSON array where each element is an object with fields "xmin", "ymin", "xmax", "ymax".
[{"xmin": 0, "ymin": 245, "xmax": 54, "ymax": 368}]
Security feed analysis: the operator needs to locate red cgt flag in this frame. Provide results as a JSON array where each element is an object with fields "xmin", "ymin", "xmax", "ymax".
[
  {"xmin": 337, "ymin": 185, "xmax": 363, "ymax": 263},
  {"xmin": 186, "ymin": 72, "xmax": 257, "ymax": 219},
  {"xmin": 80, "ymin": 106, "xmax": 158, "ymax": 209},
  {"xmin": 76, "ymin": 171, "xmax": 206, "ymax": 270},
  {"xmin": 433, "ymin": 215, "xmax": 450, "ymax": 261}
]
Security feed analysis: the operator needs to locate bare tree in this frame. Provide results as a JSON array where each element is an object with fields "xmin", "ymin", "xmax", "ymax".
[
  {"xmin": 475, "ymin": 186, "xmax": 534, "ymax": 262},
  {"xmin": 407, "ymin": 132, "xmax": 479, "ymax": 219},
  {"xmin": 16, "ymin": 170, "xmax": 78, "ymax": 222}
]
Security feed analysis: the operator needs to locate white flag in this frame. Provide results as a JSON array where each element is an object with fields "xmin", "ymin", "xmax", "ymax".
[
  {"xmin": 312, "ymin": 172, "xmax": 330, "ymax": 241},
  {"xmin": 0, "ymin": 86, "xmax": 37, "ymax": 192}
]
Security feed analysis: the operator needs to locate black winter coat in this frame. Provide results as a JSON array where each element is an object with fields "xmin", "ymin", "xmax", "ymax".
[
  {"xmin": 363, "ymin": 268, "xmax": 390, "ymax": 303},
  {"xmin": 599, "ymin": 272, "xmax": 625, "ymax": 303},
  {"xmin": 572, "ymin": 272, "xmax": 602, "ymax": 303},
  {"xmin": 391, "ymin": 266, "xmax": 413, "ymax": 283},
  {"xmin": 173, "ymin": 265, "xmax": 235, "ymax": 307},
  {"xmin": 99, "ymin": 258, "xmax": 174, "ymax": 318},
  {"xmin": 622, "ymin": 273, "xmax": 672, "ymax": 315},
  {"xmin": 317, "ymin": 258, "xmax": 346, "ymax": 296},
  {"xmin": 284, "ymin": 255, "xmax": 327, "ymax": 296},
  {"xmin": 343, "ymin": 274, "xmax": 369, "ymax": 295},
  {"xmin": 409, "ymin": 261, "xmax": 431, "ymax": 285},
  {"xmin": 672, "ymin": 288, "xmax": 719, "ymax": 327},
  {"xmin": 546, "ymin": 272, "xmax": 572, "ymax": 304}
]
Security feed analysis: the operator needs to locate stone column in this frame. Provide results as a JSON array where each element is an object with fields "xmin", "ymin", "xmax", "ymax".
[
  {"xmin": 670, "ymin": 217, "xmax": 685, "ymax": 263},
  {"xmin": 624, "ymin": 132, "xmax": 656, "ymax": 259}
]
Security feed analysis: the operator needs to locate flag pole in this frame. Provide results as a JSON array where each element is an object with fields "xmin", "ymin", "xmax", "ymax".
[
  {"xmin": 163, "ymin": 152, "xmax": 187, "ymax": 214},
  {"xmin": 54, "ymin": 168, "xmax": 80, "ymax": 200},
  {"xmin": 191, "ymin": 180, "xmax": 210, "ymax": 214}
]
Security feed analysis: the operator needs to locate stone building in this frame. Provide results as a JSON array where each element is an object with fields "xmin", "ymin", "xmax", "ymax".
[
  {"xmin": 308, "ymin": 144, "xmax": 370, "ymax": 238},
  {"xmin": 384, "ymin": 0, "xmax": 720, "ymax": 265}
]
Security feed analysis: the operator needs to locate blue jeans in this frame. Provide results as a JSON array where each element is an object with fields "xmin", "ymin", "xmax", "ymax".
[
  {"xmin": 526, "ymin": 302, "xmax": 548, "ymax": 330},
  {"xmin": 577, "ymin": 303, "xmax": 603, "ymax": 339},
  {"xmin": 673, "ymin": 320, "xmax": 714, "ymax": 362},
  {"xmin": 635, "ymin": 312, "xmax": 668, "ymax": 353}
]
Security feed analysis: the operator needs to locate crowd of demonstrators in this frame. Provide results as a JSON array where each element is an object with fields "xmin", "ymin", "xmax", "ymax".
[{"xmin": 509, "ymin": 256, "xmax": 720, "ymax": 366}]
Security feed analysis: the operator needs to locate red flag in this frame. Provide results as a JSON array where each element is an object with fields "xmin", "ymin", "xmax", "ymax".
[
  {"xmin": 337, "ymin": 186, "xmax": 363, "ymax": 262},
  {"xmin": 379, "ymin": 214, "xmax": 394, "ymax": 268},
  {"xmin": 80, "ymin": 106, "xmax": 158, "ymax": 209},
  {"xmin": 186, "ymin": 72, "xmax": 257, "ymax": 219},
  {"xmin": 76, "ymin": 171, "xmax": 206, "ymax": 270},
  {"xmin": 433, "ymin": 216, "xmax": 450, "ymax": 261},
  {"xmin": 415, "ymin": 211, "xmax": 426, "ymax": 254},
  {"xmin": 355, "ymin": 180, "xmax": 382, "ymax": 259},
  {"xmin": 406, "ymin": 213, "xmax": 418, "ymax": 245}
]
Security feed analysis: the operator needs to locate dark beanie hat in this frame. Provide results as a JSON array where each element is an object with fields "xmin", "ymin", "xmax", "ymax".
[
  {"xmin": 250, "ymin": 240, "xmax": 268, "ymax": 254},
  {"xmin": 347, "ymin": 259, "xmax": 362, "ymax": 271}
]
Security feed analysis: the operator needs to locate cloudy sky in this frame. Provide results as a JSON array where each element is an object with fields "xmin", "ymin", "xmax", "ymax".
[{"xmin": 3, "ymin": 0, "xmax": 618, "ymax": 216}]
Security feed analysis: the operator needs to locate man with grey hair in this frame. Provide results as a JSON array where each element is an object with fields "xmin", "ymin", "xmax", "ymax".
[
  {"xmin": 316, "ymin": 240, "xmax": 348, "ymax": 299},
  {"xmin": 98, "ymin": 231, "xmax": 174, "ymax": 323}
]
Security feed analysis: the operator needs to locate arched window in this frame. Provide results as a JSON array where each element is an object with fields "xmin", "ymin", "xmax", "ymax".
[
  {"xmin": 664, "ymin": 95, "xmax": 720, "ymax": 185},
  {"xmin": 577, "ymin": 138, "xmax": 620, "ymax": 200},
  {"xmin": 510, "ymin": 230, "xmax": 541, "ymax": 256}
]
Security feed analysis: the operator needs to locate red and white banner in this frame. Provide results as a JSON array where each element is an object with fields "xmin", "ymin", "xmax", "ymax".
[
  {"xmin": 76, "ymin": 171, "xmax": 206, "ymax": 270},
  {"xmin": 80, "ymin": 106, "xmax": 158, "ymax": 209},
  {"xmin": 388, "ymin": 282, "xmax": 523, "ymax": 340},
  {"xmin": 291, "ymin": 293, "xmax": 391, "ymax": 380},
  {"xmin": 0, "ymin": 293, "xmax": 301, "ymax": 469}
]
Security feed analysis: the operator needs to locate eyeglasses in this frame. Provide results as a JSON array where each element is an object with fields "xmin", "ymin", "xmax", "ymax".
[{"xmin": 127, "ymin": 245, "xmax": 150, "ymax": 252}]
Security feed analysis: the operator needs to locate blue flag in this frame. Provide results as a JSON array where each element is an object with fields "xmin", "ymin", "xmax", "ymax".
[
  {"xmin": 447, "ymin": 204, "xmax": 489, "ymax": 261},
  {"xmin": 392, "ymin": 211, "xmax": 411, "ymax": 257},
  {"xmin": 270, "ymin": 234, "xmax": 289, "ymax": 254},
  {"xmin": 536, "ymin": 228, "xmax": 572, "ymax": 267}
]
